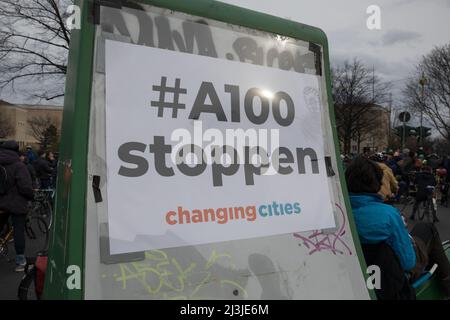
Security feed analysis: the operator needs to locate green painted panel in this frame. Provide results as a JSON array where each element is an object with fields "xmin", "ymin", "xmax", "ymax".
[{"xmin": 44, "ymin": 0, "xmax": 95, "ymax": 299}]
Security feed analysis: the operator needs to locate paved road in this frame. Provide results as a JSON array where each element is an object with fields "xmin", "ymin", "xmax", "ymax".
[
  {"xmin": 397, "ymin": 201, "xmax": 450, "ymax": 241},
  {"xmin": 0, "ymin": 224, "xmax": 47, "ymax": 300},
  {"xmin": 432, "ymin": 206, "xmax": 450, "ymax": 241}
]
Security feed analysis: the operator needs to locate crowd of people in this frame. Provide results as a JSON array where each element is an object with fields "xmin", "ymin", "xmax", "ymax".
[
  {"xmin": 343, "ymin": 148, "xmax": 450, "ymax": 218},
  {"xmin": 344, "ymin": 150, "xmax": 450, "ymax": 300},
  {"xmin": 0, "ymin": 140, "xmax": 57, "ymax": 272}
]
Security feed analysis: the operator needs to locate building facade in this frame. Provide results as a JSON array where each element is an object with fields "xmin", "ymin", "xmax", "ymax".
[
  {"xmin": 339, "ymin": 104, "xmax": 391, "ymax": 155},
  {"xmin": 0, "ymin": 100, "xmax": 63, "ymax": 149}
]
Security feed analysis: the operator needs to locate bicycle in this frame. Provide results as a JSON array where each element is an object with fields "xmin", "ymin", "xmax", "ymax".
[
  {"xmin": 417, "ymin": 186, "xmax": 437, "ymax": 223},
  {"xmin": 0, "ymin": 214, "xmax": 49, "ymax": 263},
  {"xmin": 398, "ymin": 192, "xmax": 416, "ymax": 214},
  {"xmin": 438, "ymin": 183, "xmax": 449, "ymax": 207},
  {"xmin": 395, "ymin": 182, "xmax": 417, "ymax": 214},
  {"xmin": 0, "ymin": 223, "xmax": 14, "ymax": 262},
  {"xmin": 17, "ymin": 251, "xmax": 48, "ymax": 300},
  {"xmin": 29, "ymin": 189, "xmax": 54, "ymax": 233},
  {"xmin": 435, "ymin": 168, "xmax": 448, "ymax": 203},
  {"xmin": 16, "ymin": 216, "xmax": 49, "ymax": 300},
  {"xmin": 25, "ymin": 214, "xmax": 49, "ymax": 251}
]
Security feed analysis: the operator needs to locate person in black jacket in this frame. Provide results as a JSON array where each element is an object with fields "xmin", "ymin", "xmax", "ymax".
[
  {"xmin": 410, "ymin": 166, "xmax": 438, "ymax": 222},
  {"xmin": 0, "ymin": 141, "xmax": 34, "ymax": 271},
  {"xmin": 19, "ymin": 152, "xmax": 38, "ymax": 189},
  {"xmin": 34, "ymin": 150, "xmax": 53, "ymax": 189},
  {"xmin": 47, "ymin": 151, "xmax": 58, "ymax": 188}
]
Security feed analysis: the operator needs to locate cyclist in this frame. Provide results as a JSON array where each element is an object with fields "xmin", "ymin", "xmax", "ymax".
[
  {"xmin": 396, "ymin": 150, "xmax": 415, "ymax": 200},
  {"xmin": 0, "ymin": 141, "xmax": 34, "ymax": 271},
  {"xmin": 410, "ymin": 165, "xmax": 438, "ymax": 222},
  {"xmin": 19, "ymin": 152, "xmax": 38, "ymax": 189},
  {"xmin": 25, "ymin": 146, "xmax": 36, "ymax": 165},
  {"xmin": 414, "ymin": 154, "xmax": 425, "ymax": 171},
  {"xmin": 428, "ymin": 153, "xmax": 441, "ymax": 172},
  {"xmin": 47, "ymin": 151, "xmax": 58, "ymax": 189},
  {"xmin": 370, "ymin": 153, "xmax": 398, "ymax": 202},
  {"xmin": 34, "ymin": 150, "xmax": 53, "ymax": 189},
  {"xmin": 436, "ymin": 167, "xmax": 449, "ymax": 206}
]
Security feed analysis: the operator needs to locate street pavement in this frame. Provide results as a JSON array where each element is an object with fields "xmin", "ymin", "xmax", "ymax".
[
  {"xmin": 400, "ymin": 201, "xmax": 450, "ymax": 302},
  {"xmin": 400, "ymin": 202, "xmax": 450, "ymax": 245},
  {"xmin": 0, "ymin": 203, "xmax": 449, "ymax": 300},
  {"xmin": 0, "ymin": 226, "xmax": 47, "ymax": 300},
  {"xmin": 433, "ymin": 206, "xmax": 450, "ymax": 240}
]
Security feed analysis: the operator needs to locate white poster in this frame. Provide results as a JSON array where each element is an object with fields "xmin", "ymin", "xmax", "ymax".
[{"xmin": 105, "ymin": 40, "xmax": 335, "ymax": 254}]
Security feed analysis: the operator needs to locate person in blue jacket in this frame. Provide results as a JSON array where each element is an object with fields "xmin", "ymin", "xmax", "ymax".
[
  {"xmin": 25, "ymin": 146, "xmax": 36, "ymax": 164},
  {"xmin": 345, "ymin": 156, "xmax": 450, "ymax": 297}
]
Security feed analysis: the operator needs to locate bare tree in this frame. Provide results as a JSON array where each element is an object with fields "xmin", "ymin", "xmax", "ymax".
[
  {"xmin": 430, "ymin": 137, "xmax": 450, "ymax": 157},
  {"xmin": 352, "ymin": 112, "xmax": 385, "ymax": 153},
  {"xmin": 41, "ymin": 123, "xmax": 59, "ymax": 150},
  {"xmin": 403, "ymin": 43, "xmax": 450, "ymax": 140},
  {"xmin": 0, "ymin": 107, "xmax": 14, "ymax": 138},
  {"xmin": 28, "ymin": 114, "xmax": 58, "ymax": 146},
  {"xmin": 0, "ymin": 0, "xmax": 73, "ymax": 101},
  {"xmin": 332, "ymin": 59, "xmax": 390, "ymax": 154}
]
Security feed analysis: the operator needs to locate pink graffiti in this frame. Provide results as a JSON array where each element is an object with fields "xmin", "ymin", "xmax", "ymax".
[{"xmin": 293, "ymin": 203, "xmax": 353, "ymax": 256}]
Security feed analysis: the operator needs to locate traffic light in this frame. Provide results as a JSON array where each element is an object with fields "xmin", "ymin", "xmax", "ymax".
[
  {"xmin": 415, "ymin": 126, "xmax": 432, "ymax": 140},
  {"xmin": 394, "ymin": 125, "xmax": 416, "ymax": 138},
  {"xmin": 424, "ymin": 127, "xmax": 431, "ymax": 138}
]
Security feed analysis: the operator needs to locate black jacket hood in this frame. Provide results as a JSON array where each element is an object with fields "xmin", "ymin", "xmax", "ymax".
[
  {"xmin": 1, "ymin": 140, "xmax": 19, "ymax": 151},
  {"xmin": 0, "ymin": 148, "xmax": 20, "ymax": 166}
]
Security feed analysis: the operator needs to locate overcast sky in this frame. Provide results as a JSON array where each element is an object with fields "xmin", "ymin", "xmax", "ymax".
[
  {"xmin": 221, "ymin": 0, "xmax": 450, "ymax": 111},
  {"xmin": 1, "ymin": 0, "xmax": 449, "ymax": 112}
]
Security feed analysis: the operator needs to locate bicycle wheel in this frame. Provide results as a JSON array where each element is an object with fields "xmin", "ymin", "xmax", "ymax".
[
  {"xmin": 17, "ymin": 265, "xmax": 38, "ymax": 300},
  {"xmin": 399, "ymin": 197, "xmax": 408, "ymax": 212},
  {"xmin": 400, "ymin": 196, "xmax": 414, "ymax": 213},
  {"xmin": 418, "ymin": 204, "xmax": 426, "ymax": 221},
  {"xmin": 40, "ymin": 200, "xmax": 53, "ymax": 232},
  {"xmin": 0, "ymin": 228, "xmax": 14, "ymax": 260},
  {"xmin": 25, "ymin": 218, "xmax": 36, "ymax": 240},
  {"xmin": 422, "ymin": 205, "xmax": 430, "ymax": 222},
  {"xmin": 429, "ymin": 206, "xmax": 437, "ymax": 223},
  {"xmin": 25, "ymin": 217, "xmax": 49, "ymax": 252},
  {"xmin": 0, "ymin": 240, "xmax": 8, "ymax": 257}
]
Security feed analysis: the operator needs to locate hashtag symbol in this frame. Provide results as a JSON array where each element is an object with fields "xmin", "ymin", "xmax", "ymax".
[{"xmin": 150, "ymin": 77, "xmax": 187, "ymax": 118}]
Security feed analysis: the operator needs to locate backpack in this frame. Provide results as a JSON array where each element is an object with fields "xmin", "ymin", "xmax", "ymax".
[
  {"xmin": 361, "ymin": 242, "xmax": 416, "ymax": 300},
  {"xmin": 0, "ymin": 164, "xmax": 8, "ymax": 195}
]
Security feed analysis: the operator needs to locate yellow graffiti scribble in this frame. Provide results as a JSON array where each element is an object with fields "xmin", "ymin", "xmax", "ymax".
[
  {"xmin": 144, "ymin": 249, "xmax": 168, "ymax": 261},
  {"xmin": 111, "ymin": 249, "xmax": 247, "ymax": 299},
  {"xmin": 117, "ymin": 263, "xmax": 162, "ymax": 294},
  {"xmin": 190, "ymin": 271, "xmax": 212, "ymax": 298},
  {"xmin": 205, "ymin": 250, "xmax": 233, "ymax": 270}
]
